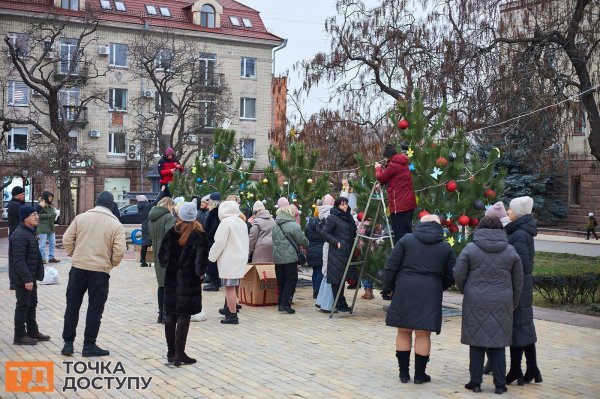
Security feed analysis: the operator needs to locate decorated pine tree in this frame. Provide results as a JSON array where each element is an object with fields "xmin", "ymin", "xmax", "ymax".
[
  {"xmin": 251, "ymin": 142, "xmax": 330, "ymax": 225},
  {"xmin": 169, "ymin": 129, "xmax": 256, "ymax": 204}
]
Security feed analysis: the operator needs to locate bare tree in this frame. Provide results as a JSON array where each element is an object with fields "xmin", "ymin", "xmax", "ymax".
[
  {"xmin": 127, "ymin": 31, "xmax": 232, "ymax": 167},
  {"xmin": 1, "ymin": 11, "xmax": 106, "ymax": 223}
]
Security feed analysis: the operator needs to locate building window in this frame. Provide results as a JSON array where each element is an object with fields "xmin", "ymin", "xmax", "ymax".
[
  {"xmin": 574, "ymin": 106, "xmax": 587, "ymax": 136},
  {"xmin": 229, "ymin": 16, "xmax": 240, "ymax": 26},
  {"xmin": 240, "ymin": 98, "xmax": 256, "ymax": 119},
  {"xmin": 59, "ymin": 86, "xmax": 80, "ymax": 120},
  {"xmin": 61, "ymin": 0, "xmax": 79, "ymax": 11},
  {"xmin": 7, "ymin": 127, "xmax": 28, "ymax": 152},
  {"xmin": 200, "ymin": 4, "xmax": 215, "ymax": 28},
  {"xmin": 155, "ymin": 92, "xmax": 173, "ymax": 113},
  {"xmin": 108, "ymin": 132, "xmax": 126, "ymax": 154},
  {"xmin": 200, "ymin": 101, "xmax": 216, "ymax": 128},
  {"xmin": 198, "ymin": 52, "xmax": 217, "ymax": 85},
  {"xmin": 68, "ymin": 131, "xmax": 78, "ymax": 153},
  {"xmin": 571, "ymin": 175, "xmax": 581, "ymax": 205},
  {"xmin": 145, "ymin": 5, "xmax": 157, "ymax": 15},
  {"xmin": 240, "ymin": 57, "xmax": 256, "ymax": 78},
  {"xmin": 159, "ymin": 7, "xmax": 171, "ymax": 17},
  {"xmin": 242, "ymin": 18, "xmax": 253, "ymax": 28},
  {"xmin": 6, "ymin": 33, "xmax": 29, "ymax": 57},
  {"xmin": 240, "ymin": 139, "xmax": 255, "ymax": 159},
  {"xmin": 109, "ymin": 88, "xmax": 128, "ymax": 111},
  {"xmin": 109, "ymin": 43, "xmax": 128, "ymax": 67},
  {"xmin": 60, "ymin": 38, "xmax": 80, "ymax": 75},
  {"xmin": 155, "ymin": 48, "xmax": 173, "ymax": 70},
  {"xmin": 7, "ymin": 81, "xmax": 29, "ymax": 107},
  {"xmin": 115, "ymin": 1, "xmax": 126, "ymax": 11},
  {"xmin": 100, "ymin": 0, "xmax": 111, "ymax": 10}
]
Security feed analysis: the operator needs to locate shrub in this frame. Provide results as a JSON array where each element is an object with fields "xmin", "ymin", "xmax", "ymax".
[{"xmin": 533, "ymin": 273, "xmax": 600, "ymax": 304}]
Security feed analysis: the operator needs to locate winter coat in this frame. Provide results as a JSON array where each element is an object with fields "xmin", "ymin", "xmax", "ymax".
[
  {"xmin": 7, "ymin": 196, "xmax": 25, "ymax": 237},
  {"xmin": 588, "ymin": 216, "xmax": 597, "ymax": 229},
  {"xmin": 249, "ymin": 209, "xmax": 276, "ymax": 263},
  {"xmin": 63, "ymin": 206, "xmax": 126, "ymax": 274},
  {"xmin": 382, "ymin": 222, "xmax": 456, "ymax": 334},
  {"xmin": 157, "ymin": 155, "xmax": 183, "ymax": 185},
  {"xmin": 204, "ymin": 207, "xmax": 220, "ymax": 248},
  {"xmin": 318, "ymin": 205, "xmax": 333, "ymax": 275},
  {"xmin": 36, "ymin": 192, "xmax": 57, "ymax": 234},
  {"xmin": 208, "ymin": 201, "xmax": 250, "ymax": 279},
  {"xmin": 148, "ymin": 206, "xmax": 176, "ymax": 286},
  {"xmin": 138, "ymin": 201, "xmax": 152, "ymax": 246},
  {"xmin": 454, "ymin": 228, "xmax": 524, "ymax": 348},
  {"xmin": 375, "ymin": 153, "xmax": 417, "ymax": 214},
  {"xmin": 159, "ymin": 228, "xmax": 209, "ymax": 316},
  {"xmin": 8, "ymin": 224, "xmax": 44, "ymax": 286},
  {"xmin": 272, "ymin": 211, "xmax": 310, "ymax": 265},
  {"xmin": 305, "ymin": 217, "xmax": 325, "ymax": 268},
  {"xmin": 505, "ymin": 214, "xmax": 538, "ymax": 347},
  {"xmin": 197, "ymin": 208, "xmax": 209, "ymax": 226},
  {"xmin": 321, "ymin": 206, "xmax": 357, "ymax": 285}
]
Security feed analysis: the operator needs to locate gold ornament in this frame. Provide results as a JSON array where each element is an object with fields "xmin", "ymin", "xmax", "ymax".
[
  {"xmin": 262, "ymin": 178, "xmax": 268, "ymax": 184},
  {"xmin": 307, "ymin": 178, "xmax": 313, "ymax": 184}
]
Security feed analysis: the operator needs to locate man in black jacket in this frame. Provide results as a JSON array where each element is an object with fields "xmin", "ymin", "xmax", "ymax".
[
  {"xmin": 7, "ymin": 186, "xmax": 26, "ymax": 237},
  {"xmin": 9, "ymin": 205, "xmax": 50, "ymax": 345}
]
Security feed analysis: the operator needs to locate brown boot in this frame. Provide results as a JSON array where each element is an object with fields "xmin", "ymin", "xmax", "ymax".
[{"xmin": 362, "ymin": 288, "xmax": 375, "ymax": 300}]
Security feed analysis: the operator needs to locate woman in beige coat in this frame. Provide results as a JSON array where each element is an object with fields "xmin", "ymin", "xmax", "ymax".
[{"xmin": 249, "ymin": 201, "xmax": 276, "ymax": 263}]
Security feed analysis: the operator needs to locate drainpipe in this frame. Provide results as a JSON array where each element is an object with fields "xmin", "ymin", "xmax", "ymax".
[
  {"xmin": 271, "ymin": 39, "xmax": 288, "ymax": 137},
  {"xmin": 140, "ymin": 21, "xmax": 149, "ymax": 191}
]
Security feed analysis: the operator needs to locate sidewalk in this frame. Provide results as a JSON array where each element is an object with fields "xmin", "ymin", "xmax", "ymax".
[{"xmin": 536, "ymin": 233, "xmax": 600, "ymax": 245}]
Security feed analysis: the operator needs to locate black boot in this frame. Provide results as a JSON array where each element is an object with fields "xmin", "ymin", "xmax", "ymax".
[
  {"xmin": 157, "ymin": 287, "xmax": 165, "ymax": 324},
  {"xmin": 465, "ymin": 382, "xmax": 482, "ymax": 393},
  {"xmin": 523, "ymin": 344, "xmax": 543, "ymax": 383},
  {"xmin": 506, "ymin": 346, "xmax": 524, "ymax": 386},
  {"xmin": 494, "ymin": 385, "xmax": 507, "ymax": 394},
  {"xmin": 173, "ymin": 317, "xmax": 195, "ymax": 366},
  {"xmin": 219, "ymin": 299, "xmax": 239, "ymax": 315},
  {"xmin": 413, "ymin": 354, "xmax": 431, "ymax": 384},
  {"xmin": 396, "ymin": 350, "xmax": 411, "ymax": 383},
  {"xmin": 221, "ymin": 313, "xmax": 239, "ymax": 324},
  {"xmin": 164, "ymin": 314, "xmax": 176, "ymax": 363}
]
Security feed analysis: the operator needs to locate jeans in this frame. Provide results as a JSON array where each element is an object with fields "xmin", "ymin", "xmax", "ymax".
[
  {"xmin": 62, "ymin": 267, "xmax": 110, "ymax": 346},
  {"xmin": 361, "ymin": 278, "xmax": 373, "ymax": 289},
  {"xmin": 14, "ymin": 284, "xmax": 38, "ymax": 338},
  {"xmin": 38, "ymin": 232, "xmax": 56, "ymax": 261},
  {"xmin": 311, "ymin": 265, "xmax": 323, "ymax": 293},
  {"xmin": 390, "ymin": 210, "xmax": 414, "ymax": 244},
  {"xmin": 275, "ymin": 263, "xmax": 298, "ymax": 308}
]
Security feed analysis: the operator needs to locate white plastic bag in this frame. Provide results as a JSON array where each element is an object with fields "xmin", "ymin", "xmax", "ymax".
[{"xmin": 40, "ymin": 266, "xmax": 60, "ymax": 285}]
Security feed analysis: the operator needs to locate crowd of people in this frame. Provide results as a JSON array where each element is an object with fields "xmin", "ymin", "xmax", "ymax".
[{"xmin": 5, "ymin": 144, "xmax": 550, "ymax": 393}]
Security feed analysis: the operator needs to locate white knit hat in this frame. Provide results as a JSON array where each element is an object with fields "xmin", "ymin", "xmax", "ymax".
[
  {"xmin": 173, "ymin": 196, "xmax": 185, "ymax": 205},
  {"xmin": 179, "ymin": 202, "xmax": 198, "ymax": 222},
  {"xmin": 509, "ymin": 196, "xmax": 534, "ymax": 218},
  {"xmin": 253, "ymin": 200, "xmax": 266, "ymax": 212}
]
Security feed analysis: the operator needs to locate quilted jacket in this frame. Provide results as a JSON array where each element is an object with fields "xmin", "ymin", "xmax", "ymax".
[{"xmin": 454, "ymin": 228, "xmax": 524, "ymax": 348}]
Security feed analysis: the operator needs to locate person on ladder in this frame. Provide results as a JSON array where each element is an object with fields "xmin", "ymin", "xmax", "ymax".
[{"xmin": 374, "ymin": 144, "xmax": 417, "ymax": 244}]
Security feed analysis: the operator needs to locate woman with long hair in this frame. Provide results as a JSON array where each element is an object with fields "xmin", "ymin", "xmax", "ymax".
[{"xmin": 159, "ymin": 202, "xmax": 209, "ymax": 366}]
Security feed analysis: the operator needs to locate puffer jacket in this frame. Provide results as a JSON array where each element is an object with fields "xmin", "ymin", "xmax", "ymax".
[
  {"xmin": 36, "ymin": 191, "xmax": 57, "ymax": 234},
  {"xmin": 272, "ymin": 211, "xmax": 309, "ymax": 265},
  {"xmin": 318, "ymin": 205, "xmax": 333, "ymax": 275},
  {"xmin": 505, "ymin": 214, "xmax": 538, "ymax": 347},
  {"xmin": 7, "ymin": 196, "xmax": 25, "ymax": 237},
  {"xmin": 249, "ymin": 209, "xmax": 276, "ymax": 263},
  {"xmin": 305, "ymin": 216, "xmax": 325, "ymax": 268},
  {"xmin": 321, "ymin": 206, "xmax": 357, "ymax": 285},
  {"xmin": 208, "ymin": 201, "xmax": 250, "ymax": 279},
  {"xmin": 454, "ymin": 228, "xmax": 524, "ymax": 347},
  {"xmin": 138, "ymin": 200, "xmax": 152, "ymax": 246},
  {"xmin": 148, "ymin": 205, "xmax": 176, "ymax": 286},
  {"xmin": 8, "ymin": 224, "xmax": 44, "ymax": 285},
  {"xmin": 375, "ymin": 153, "xmax": 417, "ymax": 213}
]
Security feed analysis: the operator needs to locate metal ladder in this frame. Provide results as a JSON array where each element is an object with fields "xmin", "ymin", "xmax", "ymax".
[{"xmin": 330, "ymin": 181, "xmax": 395, "ymax": 318}]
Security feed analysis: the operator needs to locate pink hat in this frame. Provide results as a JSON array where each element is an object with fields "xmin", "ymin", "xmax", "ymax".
[
  {"xmin": 321, "ymin": 194, "xmax": 335, "ymax": 206},
  {"xmin": 485, "ymin": 202, "xmax": 510, "ymax": 225},
  {"xmin": 276, "ymin": 197, "xmax": 290, "ymax": 208},
  {"xmin": 165, "ymin": 147, "xmax": 174, "ymax": 156}
]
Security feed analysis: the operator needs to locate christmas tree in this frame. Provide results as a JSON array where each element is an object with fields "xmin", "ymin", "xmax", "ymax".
[
  {"xmin": 251, "ymin": 142, "xmax": 330, "ymax": 225},
  {"xmin": 169, "ymin": 129, "xmax": 256, "ymax": 206}
]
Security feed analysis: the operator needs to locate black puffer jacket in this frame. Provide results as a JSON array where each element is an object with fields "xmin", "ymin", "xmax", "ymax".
[
  {"xmin": 204, "ymin": 207, "xmax": 220, "ymax": 248},
  {"xmin": 305, "ymin": 217, "xmax": 325, "ymax": 268},
  {"xmin": 159, "ymin": 227, "xmax": 209, "ymax": 315},
  {"xmin": 7, "ymin": 197, "xmax": 25, "ymax": 237},
  {"xmin": 9, "ymin": 224, "xmax": 44, "ymax": 285},
  {"xmin": 138, "ymin": 201, "xmax": 152, "ymax": 246},
  {"xmin": 505, "ymin": 214, "xmax": 538, "ymax": 347},
  {"xmin": 321, "ymin": 207, "xmax": 357, "ymax": 285},
  {"xmin": 383, "ymin": 222, "xmax": 456, "ymax": 334}
]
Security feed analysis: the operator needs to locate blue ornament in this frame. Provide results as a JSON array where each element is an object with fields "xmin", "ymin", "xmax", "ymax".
[
  {"xmin": 213, "ymin": 153, "xmax": 220, "ymax": 159},
  {"xmin": 209, "ymin": 177, "xmax": 215, "ymax": 183},
  {"xmin": 196, "ymin": 177, "xmax": 203, "ymax": 183},
  {"xmin": 409, "ymin": 163, "xmax": 415, "ymax": 171},
  {"xmin": 270, "ymin": 160, "xmax": 276, "ymax": 167},
  {"xmin": 240, "ymin": 183, "xmax": 246, "ymax": 189}
]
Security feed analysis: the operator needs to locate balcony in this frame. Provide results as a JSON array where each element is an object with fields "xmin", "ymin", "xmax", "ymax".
[
  {"xmin": 196, "ymin": 73, "xmax": 224, "ymax": 91},
  {"xmin": 54, "ymin": 60, "xmax": 88, "ymax": 81},
  {"xmin": 58, "ymin": 105, "xmax": 88, "ymax": 127}
]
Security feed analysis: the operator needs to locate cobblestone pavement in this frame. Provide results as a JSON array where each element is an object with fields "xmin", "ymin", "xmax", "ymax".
[{"xmin": 1, "ymin": 254, "xmax": 599, "ymax": 398}]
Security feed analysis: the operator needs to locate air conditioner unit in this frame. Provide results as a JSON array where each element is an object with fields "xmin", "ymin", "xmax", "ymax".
[
  {"xmin": 89, "ymin": 130, "xmax": 102, "ymax": 138},
  {"xmin": 31, "ymin": 128, "xmax": 43, "ymax": 135},
  {"xmin": 142, "ymin": 90, "xmax": 154, "ymax": 99},
  {"xmin": 188, "ymin": 134, "xmax": 197, "ymax": 143},
  {"xmin": 44, "ymin": 50, "xmax": 55, "ymax": 59},
  {"xmin": 127, "ymin": 143, "xmax": 140, "ymax": 160},
  {"xmin": 98, "ymin": 45, "xmax": 110, "ymax": 56}
]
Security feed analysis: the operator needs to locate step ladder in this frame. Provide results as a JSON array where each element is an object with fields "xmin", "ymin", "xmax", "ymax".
[{"xmin": 330, "ymin": 181, "xmax": 395, "ymax": 318}]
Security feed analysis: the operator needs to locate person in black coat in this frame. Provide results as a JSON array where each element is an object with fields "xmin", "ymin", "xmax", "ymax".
[
  {"xmin": 382, "ymin": 215, "xmax": 455, "ymax": 385},
  {"xmin": 136, "ymin": 195, "xmax": 153, "ymax": 267},
  {"xmin": 203, "ymin": 193, "xmax": 221, "ymax": 291},
  {"xmin": 7, "ymin": 186, "xmax": 26, "ymax": 238},
  {"xmin": 9, "ymin": 205, "xmax": 50, "ymax": 345},
  {"xmin": 505, "ymin": 196, "xmax": 542, "ymax": 385},
  {"xmin": 305, "ymin": 214, "xmax": 325, "ymax": 299},
  {"xmin": 159, "ymin": 203, "xmax": 209, "ymax": 367},
  {"xmin": 320, "ymin": 196, "xmax": 357, "ymax": 312}
]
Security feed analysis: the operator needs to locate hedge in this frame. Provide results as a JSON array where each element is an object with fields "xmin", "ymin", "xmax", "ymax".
[{"xmin": 533, "ymin": 273, "xmax": 600, "ymax": 304}]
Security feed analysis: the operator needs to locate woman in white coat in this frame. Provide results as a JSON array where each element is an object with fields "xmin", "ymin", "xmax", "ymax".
[{"xmin": 208, "ymin": 201, "xmax": 249, "ymax": 325}]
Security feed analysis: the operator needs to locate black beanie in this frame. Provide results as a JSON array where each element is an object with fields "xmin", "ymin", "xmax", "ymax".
[
  {"xmin": 12, "ymin": 186, "xmax": 25, "ymax": 196},
  {"xmin": 96, "ymin": 191, "xmax": 114, "ymax": 209},
  {"xmin": 19, "ymin": 205, "xmax": 35, "ymax": 222},
  {"xmin": 383, "ymin": 144, "xmax": 397, "ymax": 159}
]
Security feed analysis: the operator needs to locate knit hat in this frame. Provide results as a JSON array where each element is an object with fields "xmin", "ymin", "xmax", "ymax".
[
  {"xmin": 178, "ymin": 202, "xmax": 198, "ymax": 222},
  {"xmin": 321, "ymin": 194, "xmax": 335, "ymax": 206},
  {"xmin": 509, "ymin": 196, "xmax": 534, "ymax": 218},
  {"xmin": 12, "ymin": 186, "xmax": 25, "ymax": 196},
  {"xmin": 165, "ymin": 147, "xmax": 174, "ymax": 156},
  {"xmin": 19, "ymin": 205, "xmax": 36, "ymax": 222},
  {"xmin": 383, "ymin": 144, "xmax": 397, "ymax": 159},
  {"xmin": 173, "ymin": 196, "xmax": 185, "ymax": 205},
  {"xmin": 420, "ymin": 214, "xmax": 441, "ymax": 224},
  {"xmin": 96, "ymin": 191, "xmax": 114, "ymax": 209},
  {"xmin": 590, "ymin": 213, "xmax": 594, "ymax": 217},
  {"xmin": 209, "ymin": 192, "xmax": 221, "ymax": 201},
  {"xmin": 136, "ymin": 195, "xmax": 148, "ymax": 202},
  {"xmin": 253, "ymin": 200, "xmax": 266, "ymax": 212},
  {"xmin": 485, "ymin": 202, "xmax": 508, "ymax": 219},
  {"xmin": 201, "ymin": 195, "xmax": 210, "ymax": 203},
  {"xmin": 277, "ymin": 197, "xmax": 290, "ymax": 208}
]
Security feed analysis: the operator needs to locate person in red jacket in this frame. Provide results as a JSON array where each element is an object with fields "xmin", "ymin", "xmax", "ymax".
[
  {"xmin": 375, "ymin": 144, "xmax": 417, "ymax": 243},
  {"xmin": 157, "ymin": 147, "xmax": 184, "ymax": 193}
]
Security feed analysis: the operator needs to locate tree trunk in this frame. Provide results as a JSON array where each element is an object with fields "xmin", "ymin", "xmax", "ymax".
[{"xmin": 57, "ymin": 155, "xmax": 75, "ymax": 225}]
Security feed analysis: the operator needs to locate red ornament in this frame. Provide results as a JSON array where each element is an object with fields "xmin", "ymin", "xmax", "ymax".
[
  {"xmin": 418, "ymin": 210, "xmax": 430, "ymax": 219},
  {"xmin": 436, "ymin": 157, "xmax": 448, "ymax": 167},
  {"xmin": 445, "ymin": 219, "xmax": 453, "ymax": 227},
  {"xmin": 469, "ymin": 217, "xmax": 479, "ymax": 227},
  {"xmin": 446, "ymin": 180, "xmax": 458, "ymax": 192},
  {"xmin": 458, "ymin": 215, "xmax": 470, "ymax": 226},
  {"xmin": 485, "ymin": 189, "xmax": 496, "ymax": 199},
  {"xmin": 449, "ymin": 224, "xmax": 459, "ymax": 233},
  {"xmin": 398, "ymin": 119, "xmax": 409, "ymax": 130}
]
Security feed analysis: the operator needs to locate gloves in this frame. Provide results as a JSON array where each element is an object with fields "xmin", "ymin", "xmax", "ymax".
[{"xmin": 381, "ymin": 290, "xmax": 393, "ymax": 300}]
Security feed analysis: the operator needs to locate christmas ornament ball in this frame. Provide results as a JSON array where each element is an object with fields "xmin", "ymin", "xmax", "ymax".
[
  {"xmin": 262, "ymin": 178, "xmax": 268, "ymax": 184},
  {"xmin": 473, "ymin": 199, "xmax": 485, "ymax": 210},
  {"xmin": 485, "ymin": 189, "xmax": 496, "ymax": 199},
  {"xmin": 446, "ymin": 180, "xmax": 458, "ymax": 192},
  {"xmin": 201, "ymin": 162, "xmax": 207, "ymax": 167},
  {"xmin": 469, "ymin": 217, "xmax": 479, "ymax": 227},
  {"xmin": 448, "ymin": 152, "xmax": 457, "ymax": 162},
  {"xmin": 307, "ymin": 178, "xmax": 313, "ymax": 184},
  {"xmin": 436, "ymin": 157, "xmax": 448, "ymax": 167},
  {"xmin": 398, "ymin": 119, "xmax": 409, "ymax": 130},
  {"xmin": 196, "ymin": 177, "xmax": 203, "ymax": 183},
  {"xmin": 458, "ymin": 215, "xmax": 470, "ymax": 226},
  {"xmin": 418, "ymin": 210, "xmax": 430, "ymax": 219},
  {"xmin": 449, "ymin": 224, "xmax": 459, "ymax": 233}
]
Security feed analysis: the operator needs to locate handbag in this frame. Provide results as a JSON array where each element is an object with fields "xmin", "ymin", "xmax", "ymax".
[{"xmin": 278, "ymin": 223, "xmax": 307, "ymax": 265}]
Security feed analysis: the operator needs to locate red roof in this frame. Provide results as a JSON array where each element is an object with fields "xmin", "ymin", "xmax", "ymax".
[{"xmin": 0, "ymin": 0, "xmax": 283, "ymax": 44}]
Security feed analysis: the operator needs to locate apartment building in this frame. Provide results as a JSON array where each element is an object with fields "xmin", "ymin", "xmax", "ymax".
[{"xmin": 0, "ymin": 0, "xmax": 283, "ymax": 212}]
